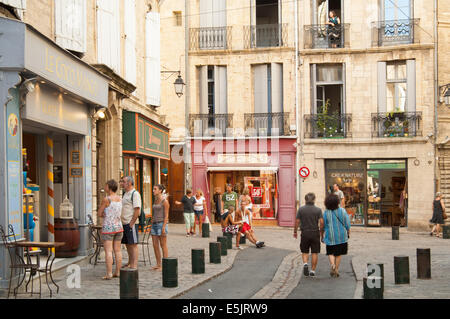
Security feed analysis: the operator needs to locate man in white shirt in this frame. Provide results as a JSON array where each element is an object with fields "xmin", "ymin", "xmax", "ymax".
[
  {"xmin": 121, "ymin": 176, "xmax": 141, "ymax": 269},
  {"xmin": 333, "ymin": 184, "xmax": 345, "ymax": 208}
]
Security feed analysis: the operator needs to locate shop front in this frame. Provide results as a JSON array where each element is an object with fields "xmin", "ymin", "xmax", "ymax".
[
  {"xmin": 0, "ymin": 17, "xmax": 109, "ymax": 288},
  {"xmin": 122, "ymin": 111, "xmax": 170, "ymax": 226},
  {"xmin": 191, "ymin": 138, "xmax": 297, "ymax": 226},
  {"xmin": 325, "ymin": 159, "xmax": 407, "ymax": 227}
]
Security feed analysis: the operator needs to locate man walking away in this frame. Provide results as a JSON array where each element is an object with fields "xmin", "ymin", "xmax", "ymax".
[
  {"xmin": 333, "ymin": 184, "xmax": 345, "ymax": 208},
  {"xmin": 294, "ymin": 193, "xmax": 324, "ymax": 277},
  {"xmin": 121, "ymin": 176, "xmax": 141, "ymax": 269}
]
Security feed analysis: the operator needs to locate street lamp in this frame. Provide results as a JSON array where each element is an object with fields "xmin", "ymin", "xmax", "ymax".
[
  {"xmin": 445, "ymin": 89, "xmax": 450, "ymax": 106},
  {"xmin": 162, "ymin": 70, "xmax": 185, "ymax": 98},
  {"xmin": 439, "ymin": 84, "xmax": 450, "ymax": 106}
]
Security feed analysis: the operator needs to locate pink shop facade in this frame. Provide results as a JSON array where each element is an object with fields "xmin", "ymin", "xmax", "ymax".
[{"xmin": 190, "ymin": 138, "xmax": 297, "ymax": 227}]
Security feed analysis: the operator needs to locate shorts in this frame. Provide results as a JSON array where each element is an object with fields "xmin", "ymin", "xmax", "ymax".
[
  {"xmin": 241, "ymin": 222, "xmax": 252, "ymax": 234},
  {"xmin": 222, "ymin": 225, "xmax": 239, "ymax": 235},
  {"xmin": 194, "ymin": 210, "xmax": 204, "ymax": 218},
  {"xmin": 151, "ymin": 222, "xmax": 168, "ymax": 236},
  {"xmin": 300, "ymin": 231, "xmax": 321, "ymax": 254},
  {"xmin": 121, "ymin": 224, "xmax": 139, "ymax": 245},
  {"xmin": 326, "ymin": 242, "xmax": 348, "ymax": 256},
  {"xmin": 101, "ymin": 232, "xmax": 123, "ymax": 242}
]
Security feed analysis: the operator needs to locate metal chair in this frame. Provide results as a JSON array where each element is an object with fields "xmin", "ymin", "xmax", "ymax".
[
  {"xmin": 0, "ymin": 225, "xmax": 40, "ymax": 298},
  {"xmin": 88, "ymin": 222, "xmax": 103, "ymax": 266},
  {"xmin": 139, "ymin": 217, "xmax": 152, "ymax": 266}
]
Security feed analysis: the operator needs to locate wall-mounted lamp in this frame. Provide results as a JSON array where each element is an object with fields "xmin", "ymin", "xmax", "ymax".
[
  {"xmin": 439, "ymin": 84, "xmax": 450, "ymax": 106},
  {"xmin": 19, "ymin": 77, "xmax": 37, "ymax": 106},
  {"xmin": 161, "ymin": 70, "xmax": 185, "ymax": 98},
  {"xmin": 92, "ymin": 107, "xmax": 106, "ymax": 121}
]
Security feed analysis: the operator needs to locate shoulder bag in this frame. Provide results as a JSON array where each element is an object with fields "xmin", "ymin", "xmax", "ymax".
[{"xmin": 333, "ymin": 208, "xmax": 350, "ymax": 239}]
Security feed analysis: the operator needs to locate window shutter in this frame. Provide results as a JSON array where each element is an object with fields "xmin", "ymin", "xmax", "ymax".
[
  {"xmin": 311, "ymin": 64, "xmax": 317, "ymax": 114},
  {"xmin": 254, "ymin": 64, "xmax": 268, "ymax": 113},
  {"xmin": 97, "ymin": 0, "xmax": 120, "ymax": 73},
  {"xmin": 124, "ymin": 0, "xmax": 137, "ymax": 85},
  {"xmin": 377, "ymin": 61, "xmax": 387, "ymax": 113},
  {"xmin": 213, "ymin": 0, "xmax": 226, "ymax": 28},
  {"xmin": 55, "ymin": 0, "xmax": 86, "ymax": 53},
  {"xmin": 199, "ymin": 66, "xmax": 208, "ymax": 114},
  {"xmin": 1, "ymin": 0, "xmax": 26, "ymax": 18},
  {"xmin": 214, "ymin": 66, "xmax": 227, "ymax": 114},
  {"xmin": 200, "ymin": 0, "xmax": 213, "ymax": 28},
  {"xmin": 146, "ymin": 12, "xmax": 161, "ymax": 107},
  {"xmin": 271, "ymin": 63, "xmax": 283, "ymax": 113},
  {"xmin": 406, "ymin": 59, "xmax": 416, "ymax": 113}
]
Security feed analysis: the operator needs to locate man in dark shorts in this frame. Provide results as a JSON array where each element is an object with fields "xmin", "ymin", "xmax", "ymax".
[{"xmin": 294, "ymin": 193, "xmax": 323, "ymax": 277}]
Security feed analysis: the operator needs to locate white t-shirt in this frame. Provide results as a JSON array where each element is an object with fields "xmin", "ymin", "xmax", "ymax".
[
  {"xmin": 194, "ymin": 196, "xmax": 205, "ymax": 211},
  {"xmin": 121, "ymin": 189, "xmax": 142, "ymax": 225}
]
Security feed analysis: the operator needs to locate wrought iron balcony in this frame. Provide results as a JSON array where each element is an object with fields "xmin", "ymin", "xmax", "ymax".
[
  {"xmin": 189, "ymin": 27, "xmax": 232, "ymax": 50},
  {"xmin": 371, "ymin": 19, "xmax": 420, "ymax": 46},
  {"xmin": 304, "ymin": 24, "xmax": 350, "ymax": 49},
  {"xmin": 189, "ymin": 113, "xmax": 233, "ymax": 137},
  {"xmin": 244, "ymin": 112, "xmax": 290, "ymax": 137},
  {"xmin": 371, "ymin": 112, "xmax": 422, "ymax": 138},
  {"xmin": 244, "ymin": 24, "xmax": 288, "ymax": 49},
  {"xmin": 304, "ymin": 113, "xmax": 352, "ymax": 139}
]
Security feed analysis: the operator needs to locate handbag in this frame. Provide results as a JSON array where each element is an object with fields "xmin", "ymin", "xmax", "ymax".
[
  {"xmin": 334, "ymin": 208, "xmax": 350, "ymax": 239},
  {"xmin": 443, "ymin": 211, "xmax": 448, "ymax": 220}
]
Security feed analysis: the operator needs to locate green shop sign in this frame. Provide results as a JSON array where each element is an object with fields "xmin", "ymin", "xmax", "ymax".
[{"xmin": 123, "ymin": 111, "xmax": 170, "ymax": 160}]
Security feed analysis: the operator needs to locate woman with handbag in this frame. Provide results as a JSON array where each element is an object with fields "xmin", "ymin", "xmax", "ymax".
[
  {"xmin": 322, "ymin": 193, "xmax": 351, "ymax": 278},
  {"xmin": 430, "ymin": 192, "xmax": 446, "ymax": 237}
]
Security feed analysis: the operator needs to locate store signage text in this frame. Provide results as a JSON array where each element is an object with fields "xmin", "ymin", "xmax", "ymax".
[
  {"xmin": 330, "ymin": 172, "xmax": 364, "ymax": 178},
  {"xmin": 217, "ymin": 154, "xmax": 269, "ymax": 165}
]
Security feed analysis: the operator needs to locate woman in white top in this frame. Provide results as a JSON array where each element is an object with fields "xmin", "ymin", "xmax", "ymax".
[{"xmin": 193, "ymin": 189, "xmax": 207, "ymax": 236}]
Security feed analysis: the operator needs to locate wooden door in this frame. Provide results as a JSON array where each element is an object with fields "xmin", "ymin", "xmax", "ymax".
[{"xmin": 168, "ymin": 146, "xmax": 185, "ymax": 223}]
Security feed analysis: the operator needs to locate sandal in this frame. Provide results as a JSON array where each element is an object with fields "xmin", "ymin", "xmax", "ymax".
[
  {"xmin": 121, "ymin": 264, "xmax": 130, "ymax": 269},
  {"xmin": 112, "ymin": 273, "xmax": 120, "ymax": 278},
  {"xmin": 330, "ymin": 264, "xmax": 336, "ymax": 277},
  {"xmin": 102, "ymin": 275, "xmax": 113, "ymax": 280},
  {"xmin": 151, "ymin": 266, "xmax": 162, "ymax": 271}
]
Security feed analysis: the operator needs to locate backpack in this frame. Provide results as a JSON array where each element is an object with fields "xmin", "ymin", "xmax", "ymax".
[{"xmin": 130, "ymin": 190, "xmax": 145, "ymax": 226}]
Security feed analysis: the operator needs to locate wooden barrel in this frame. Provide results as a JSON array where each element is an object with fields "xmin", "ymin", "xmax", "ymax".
[{"xmin": 54, "ymin": 218, "xmax": 80, "ymax": 258}]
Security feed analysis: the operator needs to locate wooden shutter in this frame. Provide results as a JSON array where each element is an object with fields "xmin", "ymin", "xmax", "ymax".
[
  {"xmin": 406, "ymin": 59, "xmax": 416, "ymax": 113},
  {"xmin": 254, "ymin": 64, "xmax": 268, "ymax": 113},
  {"xmin": 311, "ymin": 64, "xmax": 317, "ymax": 114},
  {"xmin": 97, "ymin": 0, "xmax": 120, "ymax": 73},
  {"xmin": 377, "ymin": 61, "xmax": 387, "ymax": 113},
  {"xmin": 214, "ymin": 66, "xmax": 227, "ymax": 114},
  {"xmin": 199, "ymin": 0, "xmax": 213, "ymax": 28},
  {"xmin": 124, "ymin": 0, "xmax": 137, "ymax": 85},
  {"xmin": 213, "ymin": 0, "xmax": 226, "ymax": 28},
  {"xmin": 271, "ymin": 63, "xmax": 283, "ymax": 113},
  {"xmin": 146, "ymin": 12, "xmax": 161, "ymax": 107},
  {"xmin": 199, "ymin": 66, "xmax": 208, "ymax": 114},
  {"xmin": 55, "ymin": 0, "xmax": 86, "ymax": 53}
]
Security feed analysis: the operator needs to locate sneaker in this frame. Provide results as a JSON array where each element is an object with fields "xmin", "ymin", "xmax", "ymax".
[
  {"xmin": 303, "ymin": 264, "xmax": 309, "ymax": 277},
  {"xmin": 190, "ymin": 232, "xmax": 195, "ymax": 236},
  {"xmin": 309, "ymin": 271, "xmax": 316, "ymax": 277},
  {"xmin": 186, "ymin": 233, "xmax": 190, "ymax": 237},
  {"xmin": 256, "ymin": 242, "xmax": 263, "ymax": 248},
  {"xmin": 236, "ymin": 246, "xmax": 243, "ymax": 250}
]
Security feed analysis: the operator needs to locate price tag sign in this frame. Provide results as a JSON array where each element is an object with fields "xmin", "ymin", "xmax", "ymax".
[
  {"xmin": 299, "ymin": 167, "xmax": 310, "ymax": 179},
  {"xmin": 251, "ymin": 187, "xmax": 262, "ymax": 197}
]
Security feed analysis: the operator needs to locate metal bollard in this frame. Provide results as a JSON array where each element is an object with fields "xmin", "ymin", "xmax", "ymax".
[
  {"xmin": 394, "ymin": 256, "xmax": 410, "ymax": 284},
  {"xmin": 392, "ymin": 226, "xmax": 400, "ymax": 240},
  {"xmin": 162, "ymin": 257, "xmax": 178, "ymax": 288},
  {"xmin": 417, "ymin": 248, "xmax": 431, "ymax": 279},
  {"xmin": 239, "ymin": 234, "xmax": 246, "ymax": 245},
  {"xmin": 217, "ymin": 236, "xmax": 228, "ymax": 256},
  {"xmin": 223, "ymin": 232, "xmax": 232, "ymax": 249},
  {"xmin": 202, "ymin": 223, "xmax": 210, "ymax": 238},
  {"xmin": 209, "ymin": 242, "xmax": 221, "ymax": 264},
  {"xmin": 367, "ymin": 263, "xmax": 384, "ymax": 293},
  {"xmin": 443, "ymin": 225, "xmax": 450, "ymax": 239},
  {"xmin": 363, "ymin": 277, "xmax": 383, "ymax": 299},
  {"xmin": 192, "ymin": 249, "xmax": 205, "ymax": 274},
  {"xmin": 120, "ymin": 268, "xmax": 139, "ymax": 299}
]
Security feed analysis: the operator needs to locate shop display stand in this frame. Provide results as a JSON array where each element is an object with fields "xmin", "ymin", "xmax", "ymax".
[{"xmin": 367, "ymin": 196, "xmax": 381, "ymax": 227}]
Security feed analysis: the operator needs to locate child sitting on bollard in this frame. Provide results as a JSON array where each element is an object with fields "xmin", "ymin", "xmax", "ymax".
[
  {"xmin": 236, "ymin": 203, "xmax": 265, "ymax": 249},
  {"xmin": 220, "ymin": 206, "xmax": 242, "ymax": 247}
]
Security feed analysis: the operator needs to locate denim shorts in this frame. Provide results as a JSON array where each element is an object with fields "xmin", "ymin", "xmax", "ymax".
[
  {"xmin": 194, "ymin": 210, "xmax": 204, "ymax": 217},
  {"xmin": 151, "ymin": 222, "xmax": 168, "ymax": 236}
]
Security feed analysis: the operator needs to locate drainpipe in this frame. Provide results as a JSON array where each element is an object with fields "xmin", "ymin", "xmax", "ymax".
[
  {"xmin": 185, "ymin": 0, "xmax": 190, "ymax": 192},
  {"xmin": 434, "ymin": 0, "xmax": 438, "ymax": 194},
  {"xmin": 295, "ymin": 0, "xmax": 300, "ymax": 211}
]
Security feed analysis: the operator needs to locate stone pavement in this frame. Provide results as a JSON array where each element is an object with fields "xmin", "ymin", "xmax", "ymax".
[{"xmin": 4, "ymin": 224, "xmax": 450, "ymax": 299}]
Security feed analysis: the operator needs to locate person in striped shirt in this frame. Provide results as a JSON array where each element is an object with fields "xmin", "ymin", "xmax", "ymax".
[{"xmin": 322, "ymin": 193, "xmax": 351, "ymax": 278}]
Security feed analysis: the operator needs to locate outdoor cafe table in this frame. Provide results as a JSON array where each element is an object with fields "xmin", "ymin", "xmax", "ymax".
[{"xmin": 14, "ymin": 241, "xmax": 65, "ymax": 297}]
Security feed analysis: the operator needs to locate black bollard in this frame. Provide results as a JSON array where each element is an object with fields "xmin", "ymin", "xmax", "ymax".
[
  {"xmin": 223, "ymin": 232, "xmax": 232, "ymax": 249},
  {"xmin": 363, "ymin": 277, "xmax": 383, "ymax": 299},
  {"xmin": 209, "ymin": 242, "xmax": 221, "ymax": 264},
  {"xmin": 367, "ymin": 263, "xmax": 384, "ymax": 293},
  {"xmin": 202, "ymin": 223, "xmax": 210, "ymax": 238},
  {"xmin": 392, "ymin": 226, "xmax": 400, "ymax": 240},
  {"xmin": 394, "ymin": 256, "xmax": 410, "ymax": 284},
  {"xmin": 443, "ymin": 225, "xmax": 450, "ymax": 239},
  {"xmin": 217, "ymin": 236, "xmax": 228, "ymax": 256},
  {"xmin": 417, "ymin": 248, "xmax": 431, "ymax": 279},
  {"xmin": 192, "ymin": 249, "xmax": 205, "ymax": 274},
  {"xmin": 162, "ymin": 257, "xmax": 178, "ymax": 288},
  {"xmin": 239, "ymin": 234, "xmax": 246, "ymax": 245},
  {"xmin": 120, "ymin": 268, "xmax": 139, "ymax": 299}
]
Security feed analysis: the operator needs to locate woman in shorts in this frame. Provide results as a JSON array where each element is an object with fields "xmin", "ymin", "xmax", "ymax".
[
  {"xmin": 151, "ymin": 184, "xmax": 170, "ymax": 271},
  {"xmin": 97, "ymin": 179, "xmax": 123, "ymax": 280},
  {"xmin": 193, "ymin": 189, "xmax": 207, "ymax": 236},
  {"xmin": 322, "ymin": 193, "xmax": 351, "ymax": 278}
]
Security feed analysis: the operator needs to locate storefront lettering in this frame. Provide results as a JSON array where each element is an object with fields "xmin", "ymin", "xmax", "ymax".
[
  {"xmin": 40, "ymin": 99, "xmax": 77, "ymax": 124},
  {"xmin": 45, "ymin": 47, "xmax": 98, "ymax": 97},
  {"xmin": 218, "ymin": 154, "xmax": 269, "ymax": 164},
  {"xmin": 330, "ymin": 172, "xmax": 364, "ymax": 178}
]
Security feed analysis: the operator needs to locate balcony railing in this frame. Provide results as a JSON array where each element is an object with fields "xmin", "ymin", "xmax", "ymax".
[
  {"xmin": 371, "ymin": 112, "xmax": 422, "ymax": 138},
  {"xmin": 189, "ymin": 113, "xmax": 233, "ymax": 137},
  {"xmin": 189, "ymin": 27, "xmax": 232, "ymax": 50},
  {"xmin": 244, "ymin": 24, "xmax": 288, "ymax": 49},
  {"xmin": 371, "ymin": 19, "xmax": 420, "ymax": 46},
  {"xmin": 304, "ymin": 24, "xmax": 350, "ymax": 49},
  {"xmin": 244, "ymin": 112, "xmax": 290, "ymax": 137},
  {"xmin": 304, "ymin": 113, "xmax": 352, "ymax": 139}
]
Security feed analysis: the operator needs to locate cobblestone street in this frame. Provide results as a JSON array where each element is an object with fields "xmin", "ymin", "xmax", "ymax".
[{"xmin": 7, "ymin": 224, "xmax": 449, "ymax": 299}]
